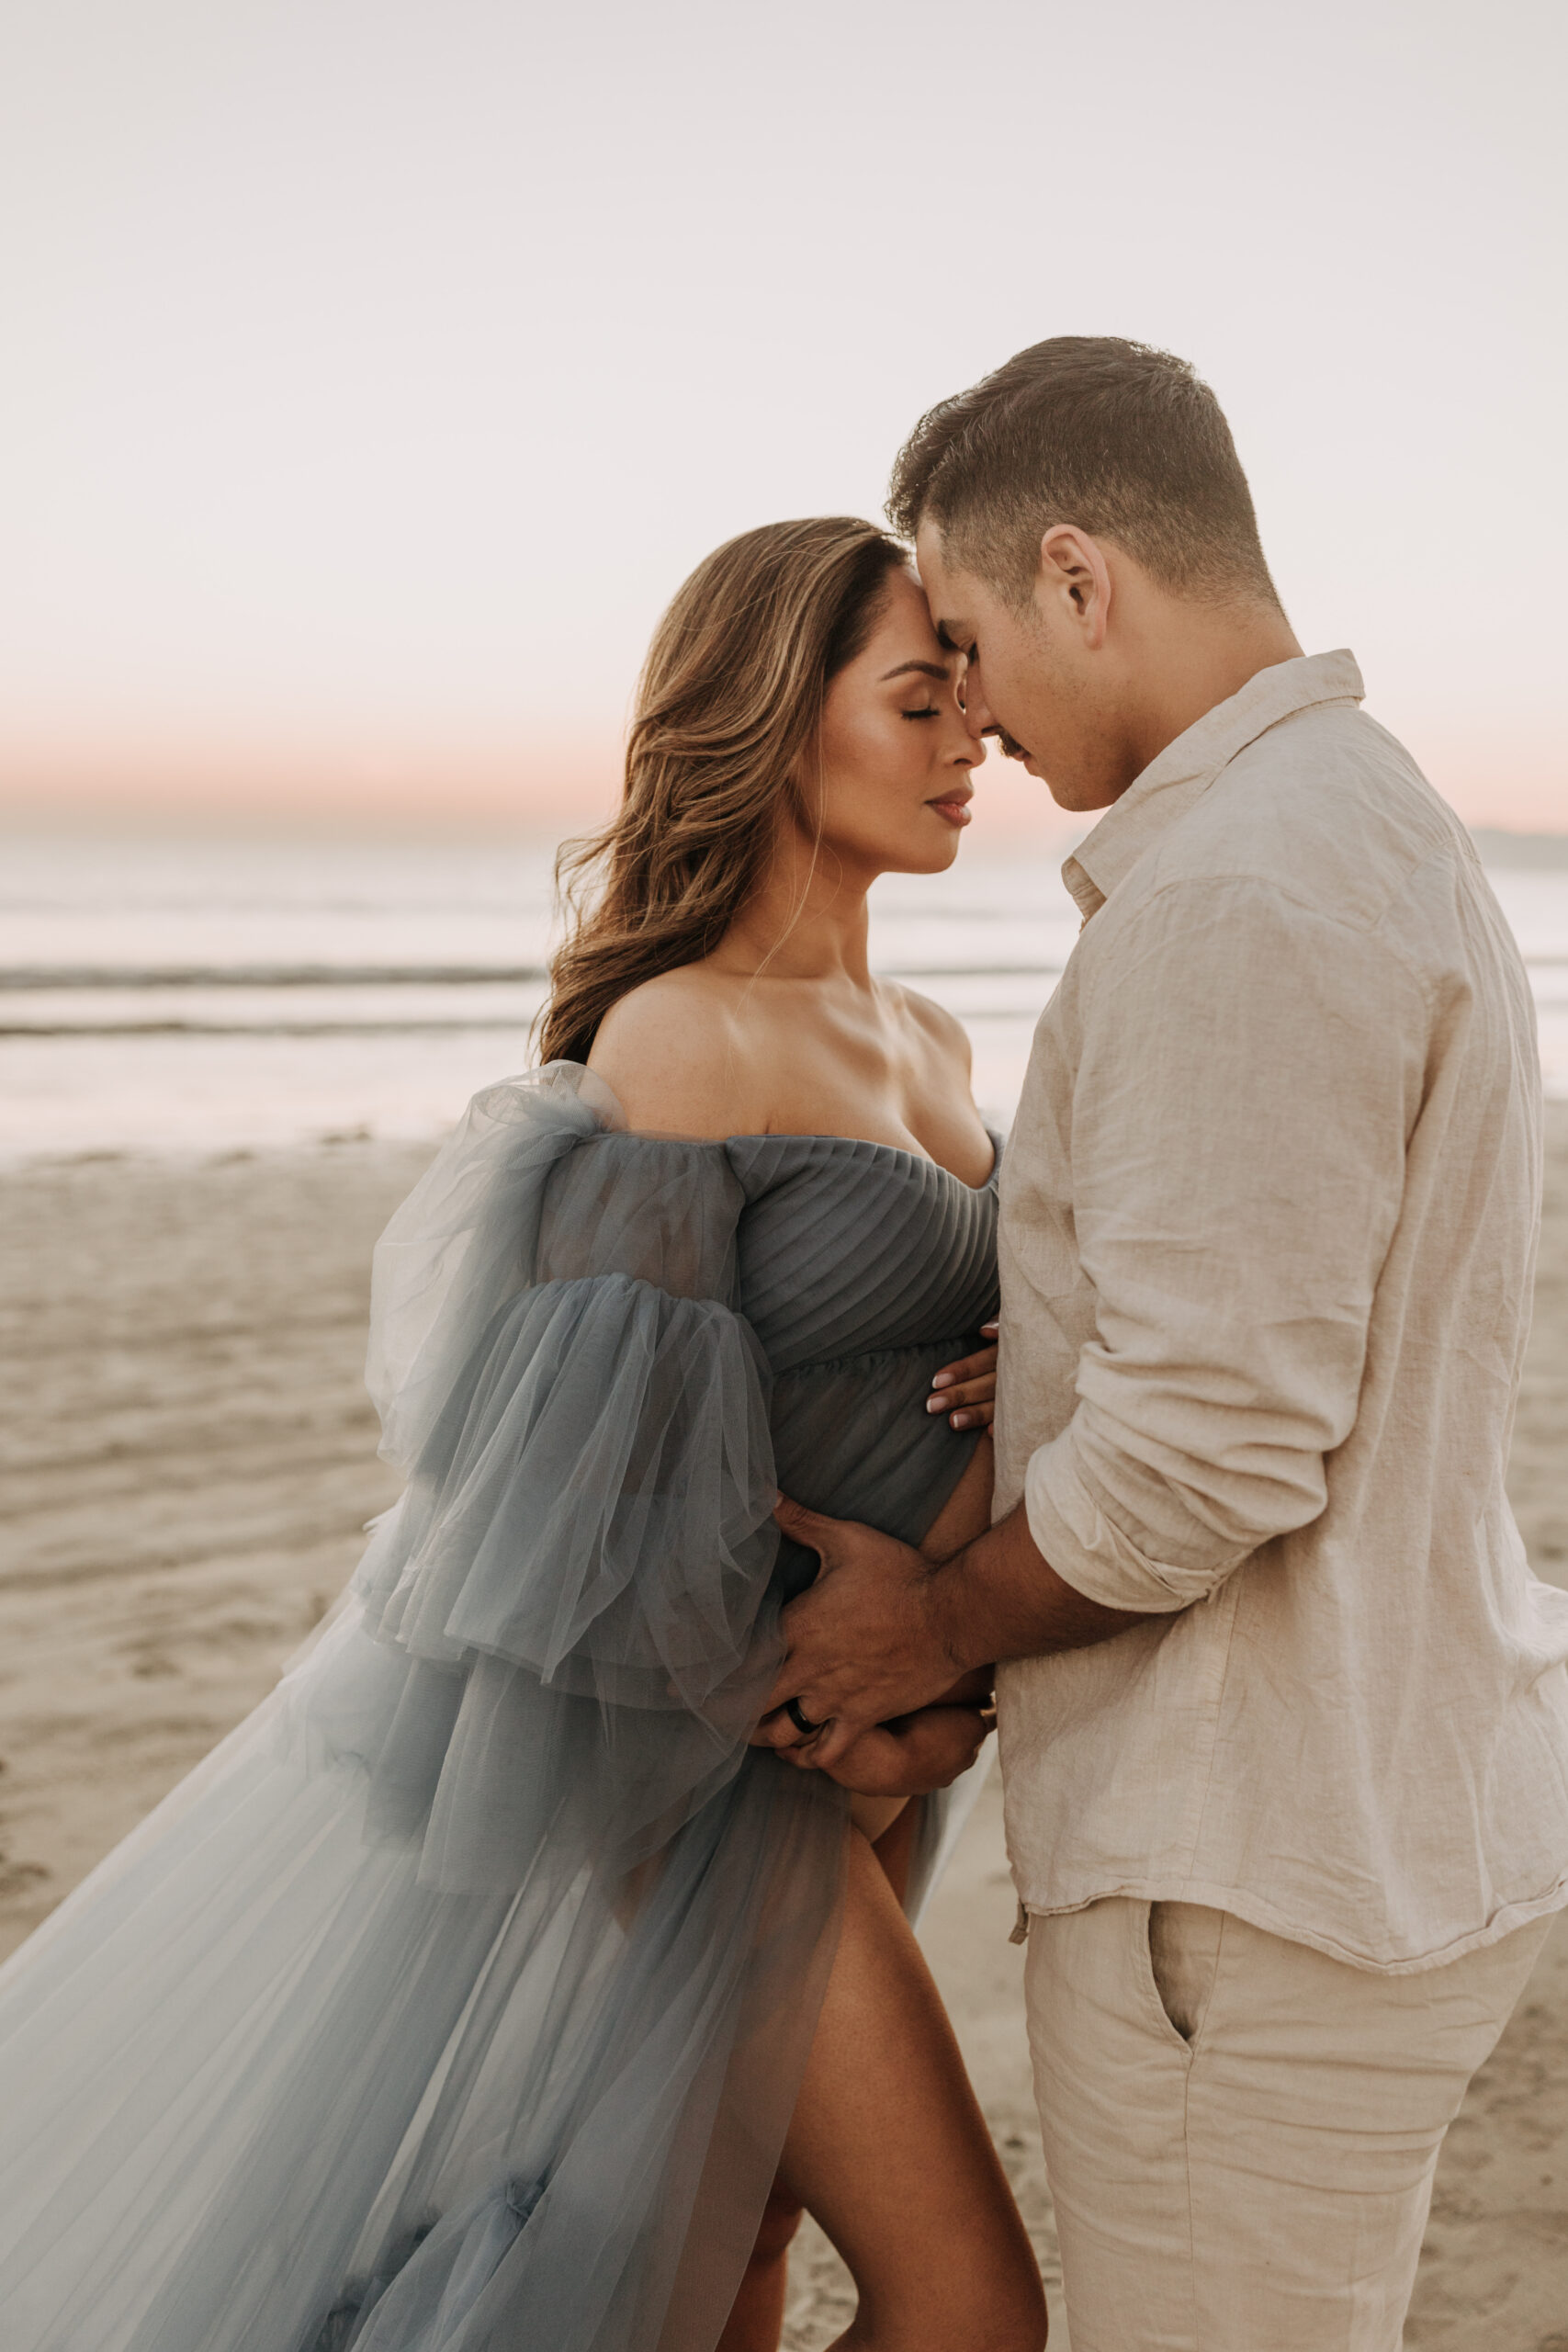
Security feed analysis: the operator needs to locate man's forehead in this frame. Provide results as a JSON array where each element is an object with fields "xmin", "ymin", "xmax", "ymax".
[{"xmin": 913, "ymin": 526, "xmax": 976, "ymax": 635}]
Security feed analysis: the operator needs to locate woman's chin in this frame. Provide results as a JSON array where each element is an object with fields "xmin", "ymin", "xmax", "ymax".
[{"xmin": 877, "ymin": 839, "xmax": 963, "ymax": 877}]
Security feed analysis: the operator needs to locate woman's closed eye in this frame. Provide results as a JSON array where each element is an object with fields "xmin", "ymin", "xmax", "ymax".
[{"xmin": 901, "ymin": 706, "xmax": 941, "ymax": 721}]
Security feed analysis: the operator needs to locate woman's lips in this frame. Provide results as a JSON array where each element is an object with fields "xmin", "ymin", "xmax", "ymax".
[{"xmin": 928, "ymin": 796, "xmax": 973, "ymax": 827}]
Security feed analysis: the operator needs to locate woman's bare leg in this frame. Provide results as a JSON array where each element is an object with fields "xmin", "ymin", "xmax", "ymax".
[
  {"xmin": 867, "ymin": 1801, "xmax": 919, "ymax": 1906},
  {"xmin": 718, "ymin": 1807, "xmax": 921, "ymax": 2352},
  {"xmin": 720, "ymin": 1827, "xmax": 1044, "ymax": 2352},
  {"xmin": 715, "ymin": 2183, "xmax": 807, "ymax": 2352},
  {"xmin": 723, "ymin": 1436, "xmax": 1017, "ymax": 2348}
]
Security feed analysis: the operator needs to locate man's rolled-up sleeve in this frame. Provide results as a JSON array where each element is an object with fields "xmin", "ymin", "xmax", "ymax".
[{"xmin": 1025, "ymin": 875, "xmax": 1427, "ymax": 1614}]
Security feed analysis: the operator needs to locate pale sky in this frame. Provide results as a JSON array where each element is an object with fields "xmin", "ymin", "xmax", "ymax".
[{"xmin": 2, "ymin": 0, "xmax": 1563, "ymax": 829}]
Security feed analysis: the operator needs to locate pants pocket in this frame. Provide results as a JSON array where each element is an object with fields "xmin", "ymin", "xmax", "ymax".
[{"xmin": 1147, "ymin": 1901, "xmax": 1225, "ymax": 2044}]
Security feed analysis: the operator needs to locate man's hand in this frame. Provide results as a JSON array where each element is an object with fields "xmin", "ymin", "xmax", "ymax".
[
  {"xmin": 761, "ymin": 1492, "xmax": 1154, "ymax": 1770},
  {"xmin": 759, "ymin": 1497, "xmax": 974, "ymax": 1769}
]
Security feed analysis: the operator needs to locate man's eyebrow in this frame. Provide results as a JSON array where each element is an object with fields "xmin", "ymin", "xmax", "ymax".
[
  {"xmin": 877, "ymin": 658, "xmax": 951, "ymax": 682},
  {"xmin": 933, "ymin": 621, "xmax": 969, "ymax": 652}
]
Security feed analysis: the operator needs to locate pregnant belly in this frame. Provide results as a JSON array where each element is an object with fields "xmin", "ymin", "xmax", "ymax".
[{"xmin": 768, "ymin": 1343, "xmax": 984, "ymax": 1602}]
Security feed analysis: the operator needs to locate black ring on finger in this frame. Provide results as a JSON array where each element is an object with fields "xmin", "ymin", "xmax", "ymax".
[{"xmin": 784, "ymin": 1697, "xmax": 823, "ymax": 1739}]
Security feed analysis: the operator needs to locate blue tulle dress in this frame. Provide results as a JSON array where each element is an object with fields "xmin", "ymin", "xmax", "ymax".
[{"xmin": 0, "ymin": 1064, "xmax": 1001, "ymax": 2352}]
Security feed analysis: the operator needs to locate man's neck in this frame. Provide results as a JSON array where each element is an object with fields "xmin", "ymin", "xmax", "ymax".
[{"xmin": 1113, "ymin": 601, "xmax": 1304, "ymax": 792}]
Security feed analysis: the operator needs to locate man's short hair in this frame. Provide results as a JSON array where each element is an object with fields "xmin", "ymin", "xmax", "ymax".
[{"xmin": 887, "ymin": 336, "xmax": 1282, "ymax": 613}]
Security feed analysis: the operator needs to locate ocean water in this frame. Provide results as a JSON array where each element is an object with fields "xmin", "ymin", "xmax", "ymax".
[{"xmin": 3, "ymin": 826, "xmax": 1565, "ymax": 1162}]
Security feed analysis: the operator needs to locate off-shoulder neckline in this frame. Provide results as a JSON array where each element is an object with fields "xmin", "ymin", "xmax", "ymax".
[
  {"xmin": 730, "ymin": 1130, "xmax": 998, "ymax": 1194},
  {"xmin": 544, "ymin": 1068, "xmax": 998, "ymax": 1193},
  {"xmin": 610, "ymin": 1125, "xmax": 1000, "ymax": 1195}
]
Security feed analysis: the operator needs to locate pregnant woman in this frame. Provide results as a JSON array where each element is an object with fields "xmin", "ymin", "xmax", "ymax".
[{"xmin": 0, "ymin": 518, "xmax": 1045, "ymax": 2352}]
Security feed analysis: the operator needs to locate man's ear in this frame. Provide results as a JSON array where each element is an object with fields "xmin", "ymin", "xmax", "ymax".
[{"xmin": 1038, "ymin": 525, "xmax": 1111, "ymax": 651}]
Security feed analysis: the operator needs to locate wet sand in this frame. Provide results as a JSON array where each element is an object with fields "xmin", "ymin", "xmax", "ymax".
[{"xmin": 2, "ymin": 1114, "xmax": 1566, "ymax": 2348}]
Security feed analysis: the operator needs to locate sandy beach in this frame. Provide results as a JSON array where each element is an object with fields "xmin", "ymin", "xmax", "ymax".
[{"xmin": 2, "ymin": 1116, "xmax": 1565, "ymax": 2349}]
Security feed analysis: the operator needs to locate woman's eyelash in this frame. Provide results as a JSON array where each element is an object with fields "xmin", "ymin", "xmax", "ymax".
[{"xmin": 901, "ymin": 707, "xmax": 940, "ymax": 721}]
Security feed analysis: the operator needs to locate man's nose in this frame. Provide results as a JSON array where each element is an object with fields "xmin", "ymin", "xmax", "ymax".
[{"xmin": 961, "ymin": 671, "xmax": 994, "ymax": 744}]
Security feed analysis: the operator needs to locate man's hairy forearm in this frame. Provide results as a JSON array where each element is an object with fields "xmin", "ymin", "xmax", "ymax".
[{"xmin": 923, "ymin": 1501, "xmax": 1154, "ymax": 1674}]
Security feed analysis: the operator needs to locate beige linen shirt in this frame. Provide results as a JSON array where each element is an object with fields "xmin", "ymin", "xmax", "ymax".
[{"xmin": 993, "ymin": 650, "xmax": 1568, "ymax": 1972}]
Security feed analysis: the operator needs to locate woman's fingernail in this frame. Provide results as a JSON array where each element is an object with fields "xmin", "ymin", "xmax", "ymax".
[
  {"xmin": 931, "ymin": 1373, "xmax": 952, "ymax": 1390},
  {"xmin": 926, "ymin": 1396, "xmax": 944, "ymax": 1413},
  {"xmin": 951, "ymin": 1411, "xmax": 971, "ymax": 1430},
  {"xmin": 981, "ymin": 1322, "xmax": 998, "ymax": 1337}
]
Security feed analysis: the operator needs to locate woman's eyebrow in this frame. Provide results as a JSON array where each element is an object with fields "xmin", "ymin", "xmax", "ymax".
[{"xmin": 877, "ymin": 658, "xmax": 951, "ymax": 682}]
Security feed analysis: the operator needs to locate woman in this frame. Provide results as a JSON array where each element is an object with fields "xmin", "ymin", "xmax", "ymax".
[{"xmin": 0, "ymin": 519, "xmax": 1045, "ymax": 2352}]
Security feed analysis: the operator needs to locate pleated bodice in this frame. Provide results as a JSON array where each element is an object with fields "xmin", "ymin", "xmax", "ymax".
[
  {"xmin": 727, "ymin": 1133, "xmax": 999, "ymax": 1371},
  {"xmin": 536, "ymin": 1125, "xmax": 1001, "ymax": 1592}
]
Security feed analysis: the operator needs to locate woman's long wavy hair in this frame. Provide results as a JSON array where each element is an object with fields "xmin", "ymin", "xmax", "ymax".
[{"xmin": 538, "ymin": 517, "xmax": 907, "ymax": 1069}]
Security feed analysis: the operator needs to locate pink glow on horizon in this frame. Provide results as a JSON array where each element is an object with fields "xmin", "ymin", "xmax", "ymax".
[
  {"xmin": 1, "ymin": 721, "xmax": 1561, "ymax": 837},
  {"xmin": 0, "ymin": 725, "xmax": 626, "ymax": 829}
]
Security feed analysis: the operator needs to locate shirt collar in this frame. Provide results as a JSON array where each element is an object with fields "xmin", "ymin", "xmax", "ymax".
[{"xmin": 1061, "ymin": 649, "xmax": 1365, "ymax": 921}]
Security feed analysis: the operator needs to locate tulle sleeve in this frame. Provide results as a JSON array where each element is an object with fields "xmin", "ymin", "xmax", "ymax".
[{"xmin": 352, "ymin": 1063, "xmax": 781, "ymax": 1727}]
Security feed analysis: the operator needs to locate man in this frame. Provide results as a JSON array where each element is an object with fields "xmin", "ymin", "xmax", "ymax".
[{"xmin": 759, "ymin": 336, "xmax": 1568, "ymax": 2349}]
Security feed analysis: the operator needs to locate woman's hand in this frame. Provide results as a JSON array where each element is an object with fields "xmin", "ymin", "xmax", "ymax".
[
  {"xmin": 769, "ymin": 1702, "xmax": 993, "ymax": 1797},
  {"xmin": 927, "ymin": 1320, "xmax": 998, "ymax": 1430}
]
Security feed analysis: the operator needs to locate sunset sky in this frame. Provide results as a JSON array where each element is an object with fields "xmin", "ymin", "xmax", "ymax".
[{"xmin": 2, "ymin": 0, "xmax": 1563, "ymax": 832}]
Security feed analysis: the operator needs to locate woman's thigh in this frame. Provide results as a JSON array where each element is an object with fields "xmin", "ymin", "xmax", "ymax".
[{"xmin": 776, "ymin": 1827, "xmax": 1044, "ymax": 2352}]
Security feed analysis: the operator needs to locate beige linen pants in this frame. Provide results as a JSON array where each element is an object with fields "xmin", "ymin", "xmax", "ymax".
[{"xmin": 1023, "ymin": 1896, "xmax": 1553, "ymax": 2352}]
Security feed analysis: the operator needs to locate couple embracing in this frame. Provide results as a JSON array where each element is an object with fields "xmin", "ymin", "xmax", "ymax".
[{"xmin": 2, "ymin": 336, "xmax": 1565, "ymax": 2352}]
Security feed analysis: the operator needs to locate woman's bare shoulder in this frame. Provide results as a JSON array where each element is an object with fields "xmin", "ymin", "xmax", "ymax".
[
  {"xmin": 892, "ymin": 984, "xmax": 974, "ymax": 1076},
  {"xmin": 587, "ymin": 967, "xmax": 757, "ymax": 1138}
]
